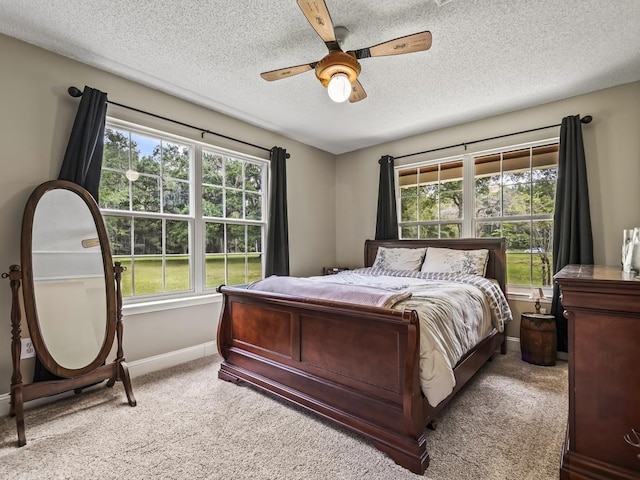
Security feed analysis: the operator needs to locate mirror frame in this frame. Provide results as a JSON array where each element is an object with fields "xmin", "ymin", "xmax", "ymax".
[{"xmin": 20, "ymin": 179, "xmax": 117, "ymax": 378}]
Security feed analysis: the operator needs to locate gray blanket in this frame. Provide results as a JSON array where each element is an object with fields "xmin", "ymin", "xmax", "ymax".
[{"xmin": 247, "ymin": 275, "xmax": 412, "ymax": 308}]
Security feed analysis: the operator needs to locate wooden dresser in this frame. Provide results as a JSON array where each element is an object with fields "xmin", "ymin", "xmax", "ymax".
[{"xmin": 555, "ymin": 265, "xmax": 640, "ymax": 480}]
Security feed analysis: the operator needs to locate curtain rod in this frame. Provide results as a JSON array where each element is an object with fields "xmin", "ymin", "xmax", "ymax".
[
  {"xmin": 67, "ymin": 86, "xmax": 288, "ymax": 158},
  {"xmin": 394, "ymin": 115, "xmax": 593, "ymax": 161}
]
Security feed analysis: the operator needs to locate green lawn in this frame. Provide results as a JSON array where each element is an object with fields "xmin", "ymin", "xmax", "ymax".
[
  {"xmin": 507, "ymin": 252, "xmax": 554, "ymax": 287},
  {"xmin": 114, "ymin": 254, "xmax": 262, "ymax": 297}
]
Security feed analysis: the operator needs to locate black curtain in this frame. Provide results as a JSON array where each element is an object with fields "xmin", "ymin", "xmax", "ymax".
[
  {"xmin": 375, "ymin": 155, "xmax": 399, "ymax": 240},
  {"xmin": 33, "ymin": 86, "xmax": 108, "ymax": 383},
  {"xmin": 265, "ymin": 147, "xmax": 290, "ymax": 277},
  {"xmin": 58, "ymin": 86, "xmax": 108, "ymax": 201},
  {"xmin": 551, "ymin": 115, "xmax": 594, "ymax": 352}
]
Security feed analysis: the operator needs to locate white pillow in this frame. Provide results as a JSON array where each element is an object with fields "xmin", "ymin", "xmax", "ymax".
[
  {"xmin": 420, "ymin": 247, "xmax": 489, "ymax": 276},
  {"xmin": 372, "ymin": 247, "xmax": 427, "ymax": 271}
]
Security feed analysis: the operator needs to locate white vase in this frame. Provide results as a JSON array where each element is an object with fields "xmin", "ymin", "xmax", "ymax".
[
  {"xmin": 622, "ymin": 229, "xmax": 634, "ymax": 272},
  {"xmin": 631, "ymin": 228, "xmax": 640, "ymax": 273}
]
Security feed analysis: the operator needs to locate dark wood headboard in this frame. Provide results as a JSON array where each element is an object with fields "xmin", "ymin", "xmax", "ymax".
[{"xmin": 364, "ymin": 238, "xmax": 507, "ymax": 293}]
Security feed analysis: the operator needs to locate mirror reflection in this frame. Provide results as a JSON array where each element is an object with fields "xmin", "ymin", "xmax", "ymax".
[{"xmin": 31, "ymin": 188, "xmax": 107, "ymax": 369}]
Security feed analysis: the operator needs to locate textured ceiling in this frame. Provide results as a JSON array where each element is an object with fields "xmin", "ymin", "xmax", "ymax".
[{"xmin": 1, "ymin": 0, "xmax": 639, "ymax": 155}]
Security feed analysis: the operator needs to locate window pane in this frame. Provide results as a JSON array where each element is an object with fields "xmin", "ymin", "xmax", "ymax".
[
  {"xmin": 419, "ymin": 225, "xmax": 438, "ymax": 239},
  {"xmin": 165, "ymin": 220, "xmax": 190, "ymax": 293},
  {"xmin": 531, "ymin": 219, "xmax": 553, "ymax": 286},
  {"xmin": 132, "ymin": 175, "xmax": 161, "ymax": 212},
  {"xmin": 398, "ymin": 168, "xmax": 418, "ymax": 189},
  {"xmin": 474, "ymin": 175, "xmax": 501, "ymax": 218},
  {"xmin": 503, "ymin": 183, "xmax": 531, "ymax": 216},
  {"xmin": 506, "ymin": 251, "xmax": 531, "ymax": 287},
  {"xmin": 132, "ymin": 216, "xmax": 163, "ymax": 295},
  {"xmin": 205, "ymin": 222, "xmax": 225, "ymax": 287},
  {"xmin": 163, "ymin": 179, "xmax": 189, "ymax": 215},
  {"xmin": 503, "ymin": 221, "xmax": 531, "ymax": 252},
  {"xmin": 503, "ymin": 221, "xmax": 531, "ymax": 286},
  {"xmin": 226, "ymin": 224, "xmax": 246, "ymax": 253},
  {"xmin": 202, "ymin": 185, "xmax": 223, "ymax": 217},
  {"xmin": 100, "ymin": 170, "xmax": 129, "ymax": 210},
  {"xmin": 502, "ymin": 148, "xmax": 531, "ymax": 176},
  {"xmin": 166, "ymin": 255, "xmax": 190, "ymax": 292},
  {"xmin": 531, "ymin": 219, "xmax": 552, "ymax": 253},
  {"xmin": 162, "ymin": 141, "xmax": 190, "ymax": 181},
  {"xmin": 225, "ymin": 189, "xmax": 243, "ymax": 218},
  {"xmin": 532, "ymin": 166, "xmax": 557, "ymax": 215},
  {"xmin": 400, "ymin": 195, "xmax": 418, "ymax": 222},
  {"xmin": 203, "ymin": 152, "xmax": 223, "ymax": 185},
  {"xmin": 132, "ymin": 256, "xmax": 162, "ymax": 295},
  {"xmin": 245, "ymin": 162, "xmax": 263, "ymax": 192},
  {"xmin": 205, "ymin": 223, "xmax": 224, "ymax": 253},
  {"xmin": 401, "ymin": 226, "xmax": 418, "ymax": 239},
  {"xmin": 134, "ymin": 218, "xmax": 162, "ymax": 255},
  {"xmin": 225, "ymin": 158, "xmax": 243, "ymax": 189},
  {"xmin": 132, "ymin": 133, "xmax": 161, "ymax": 176},
  {"xmin": 103, "ymin": 128, "xmax": 130, "ymax": 170},
  {"xmin": 227, "ymin": 254, "xmax": 246, "ymax": 285},
  {"xmin": 418, "ymin": 184, "xmax": 437, "ymax": 221},
  {"xmin": 245, "ymin": 192, "xmax": 262, "ymax": 220},
  {"xmin": 440, "ymin": 181, "xmax": 463, "ymax": 220},
  {"xmin": 440, "ymin": 223, "xmax": 461, "ymax": 238},
  {"xmin": 166, "ymin": 220, "xmax": 189, "ymax": 254},
  {"xmin": 104, "ymin": 216, "xmax": 132, "ymax": 297},
  {"xmin": 401, "ymin": 185, "xmax": 418, "ymax": 197},
  {"xmin": 245, "ymin": 224, "xmax": 262, "ymax": 285},
  {"xmin": 104, "ymin": 215, "xmax": 131, "ymax": 256},
  {"xmin": 247, "ymin": 225, "xmax": 262, "ymax": 253},
  {"xmin": 531, "ymin": 252, "xmax": 554, "ymax": 287},
  {"xmin": 248, "ymin": 254, "xmax": 262, "ymax": 283},
  {"xmin": 476, "ymin": 221, "xmax": 501, "ymax": 238},
  {"xmin": 206, "ymin": 254, "xmax": 225, "ymax": 288}
]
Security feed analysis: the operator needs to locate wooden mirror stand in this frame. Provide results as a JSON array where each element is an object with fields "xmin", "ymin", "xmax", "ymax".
[{"xmin": 3, "ymin": 180, "xmax": 136, "ymax": 446}]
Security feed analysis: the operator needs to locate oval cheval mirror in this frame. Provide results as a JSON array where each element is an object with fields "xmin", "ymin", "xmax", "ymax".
[{"xmin": 4, "ymin": 179, "xmax": 136, "ymax": 447}]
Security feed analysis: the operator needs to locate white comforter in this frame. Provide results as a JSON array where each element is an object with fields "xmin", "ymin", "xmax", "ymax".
[{"xmin": 306, "ymin": 267, "xmax": 513, "ymax": 407}]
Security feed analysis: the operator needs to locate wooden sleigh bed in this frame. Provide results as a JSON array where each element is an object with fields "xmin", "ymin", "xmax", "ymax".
[{"xmin": 216, "ymin": 237, "xmax": 509, "ymax": 474}]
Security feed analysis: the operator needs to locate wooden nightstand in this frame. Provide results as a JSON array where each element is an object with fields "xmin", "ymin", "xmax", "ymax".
[
  {"xmin": 323, "ymin": 267, "xmax": 349, "ymax": 275},
  {"xmin": 520, "ymin": 312, "xmax": 556, "ymax": 366}
]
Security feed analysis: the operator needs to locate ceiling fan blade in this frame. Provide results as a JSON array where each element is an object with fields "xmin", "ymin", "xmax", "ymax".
[
  {"xmin": 260, "ymin": 64, "xmax": 314, "ymax": 82},
  {"xmin": 297, "ymin": 0, "xmax": 337, "ymax": 46},
  {"xmin": 349, "ymin": 80, "xmax": 367, "ymax": 103},
  {"xmin": 349, "ymin": 31, "xmax": 432, "ymax": 59}
]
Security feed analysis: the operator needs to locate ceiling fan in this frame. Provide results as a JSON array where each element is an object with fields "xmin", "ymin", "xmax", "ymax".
[{"xmin": 260, "ymin": 0, "xmax": 432, "ymax": 103}]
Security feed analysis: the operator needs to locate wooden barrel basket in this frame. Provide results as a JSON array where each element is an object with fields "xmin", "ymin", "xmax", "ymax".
[{"xmin": 520, "ymin": 313, "xmax": 557, "ymax": 366}]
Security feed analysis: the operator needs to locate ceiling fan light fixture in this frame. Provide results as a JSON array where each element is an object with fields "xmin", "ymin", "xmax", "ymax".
[
  {"xmin": 327, "ymin": 73, "xmax": 351, "ymax": 103},
  {"xmin": 315, "ymin": 51, "xmax": 360, "ymax": 86}
]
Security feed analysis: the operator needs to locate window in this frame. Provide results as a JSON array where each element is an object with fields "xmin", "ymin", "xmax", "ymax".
[
  {"xmin": 399, "ymin": 160, "xmax": 464, "ymax": 239},
  {"xmin": 99, "ymin": 119, "xmax": 268, "ymax": 300},
  {"xmin": 397, "ymin": 139, "xmax": 558, "ymax": 292}
]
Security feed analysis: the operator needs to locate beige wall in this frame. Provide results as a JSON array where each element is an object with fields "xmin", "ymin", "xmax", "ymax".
[
  {"xmin": 1, "ymin": 31, "xmax": 638, "ymax": 395},
  {"xmin": 335, "ymin": 81, "xmax": 640, "ymax": 336},
  {"xmin": 0, "ymin": 34, "xmax": 336, "ymax": 395}
]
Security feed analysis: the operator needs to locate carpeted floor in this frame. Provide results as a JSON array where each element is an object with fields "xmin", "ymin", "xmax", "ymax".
[{"xmin": 0, "ymin": 351, "xmax": 567, "ymax": 479}]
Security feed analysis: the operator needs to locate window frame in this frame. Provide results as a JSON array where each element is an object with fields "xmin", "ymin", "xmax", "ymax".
[
  {"xmin": 395, "ymin": 137, "xmax": 559, "ymax": 296},
  {"xmin": 100, "ymin": 117, "xmax": 269, "ymax": 304}
]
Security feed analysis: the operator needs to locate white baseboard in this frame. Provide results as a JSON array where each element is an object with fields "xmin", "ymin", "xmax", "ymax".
[
  {"xmin": 505, "ymin": 335, "xmax": 520, "ymax": 352},
  {"xmin": 127, "ymin": 341, "xmax": 217, "ymax": 378},
  {"xmin": 0, "ymin": 341, "xmax": 217, "ymax": 417}
]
